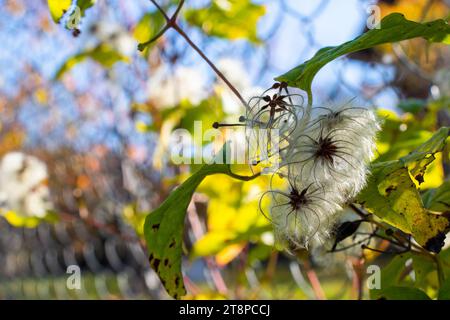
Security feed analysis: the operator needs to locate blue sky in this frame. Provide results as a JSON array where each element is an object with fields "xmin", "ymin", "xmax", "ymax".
[{"xmin": 0, "ymin": 0, "xmax": 397, "ymax": 152}]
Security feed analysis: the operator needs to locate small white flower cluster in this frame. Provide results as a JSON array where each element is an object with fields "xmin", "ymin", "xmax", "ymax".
[
  {"xmin": 0, "ymin": 152, "xmax": 53, "ymax": 218},
  {"xmin": 247, "ymin": 84, "xmax": 380, "ymax": 251}
]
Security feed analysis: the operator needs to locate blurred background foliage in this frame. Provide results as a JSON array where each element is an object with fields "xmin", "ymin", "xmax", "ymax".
[{"xmin": 0, "ymin": 0, "xmax": 449, "ymax": 299}]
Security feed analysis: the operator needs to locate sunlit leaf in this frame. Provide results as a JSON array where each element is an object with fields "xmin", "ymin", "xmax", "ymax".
[
  {"xmin": 47, "ymin": 0, "xmax": 72, "ymax": 23},
  {"xmin": 1, "ymin": 210, "xmax": 58, "ymax": 228},
  {"xmin": 143, "ymin": 144, "xmax": 259, "ymax": 299},
  {"xmin": 48, "ymin": 0, "xmax": 96, "ymax": 28},
  {"xmin": 374, "ymin": 109, "xmax": 445, "ymax": 189},
  {"xmin": 375, "ymin": 109, "xmax": 432, "ymax": 162},
  {"xmin": 192, "ymin": 225, "xmax": 270, "ymax": 258},
  {"xmin": 133, "ymin": 11, "xmax": 166, "ymax": 54},
  {"xmin": 55, "ymin": 44, "xmax": 128, "ymax": 79},
  {"xmin": 76, "ymin": 0, "xmax": 96, "ymax": 13},
  {"xmin": 276, "ymin": 13, "xmax": 450, "ymax": 95},
  {"xmin": 357, "ymin": 127, "xmax": 450, "ymax": 252},
  {"xmin": 215, "ymin": 243, "xmax": 246, "ymax": 266},
  {"xmin": 422, "ymin": 181, "xmax": 450, "ymax": 212},
  {"xmin": 184, "ymin": 0, "xmax": 265, "ymax": 43},
  {"xmin": 144, "ymin": 164, "xmax": 228, "ymax": 299},
  {"xmin": 401, "ymin": 127, "xmax": 450, "ymax": 184},
  {"xmin": 379, "ymin": 0, "xmax": 449, "ymax": 22}
]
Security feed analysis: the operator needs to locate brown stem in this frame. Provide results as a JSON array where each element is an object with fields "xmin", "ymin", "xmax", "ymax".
[
  {"xmin": 147, "ymin": 0, "xmax": 249, "ymax": 109},
  {"xmin": 172, "ymin": 23, "xmax": 249, "ymax": 108},
  {"xmin": 227, "ymin": 171, "xmax": 261, "ymax": 181},
  {"xmin": 171, "ymin": 0, "xmax": 185, "ymax": 21},
  {"xmin": 149, "ymin": 0, "xmax": 170, "ymax": 20},
  {"xmin": 350, "ymin": 203, "xmax": 440, "ymax": 262}
]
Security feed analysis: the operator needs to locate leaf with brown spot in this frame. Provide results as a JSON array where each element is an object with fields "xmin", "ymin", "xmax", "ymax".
[
  {"xmin": 143, "ymin": 143, "xmax": 259, "ymax": 299},
  {"xmin": 423, "ymin": 181, "xmax": 450, "ymax": 212},
  {"xmin": 358, "ymin": 127, "xmax": 450, "ymax": 252}
]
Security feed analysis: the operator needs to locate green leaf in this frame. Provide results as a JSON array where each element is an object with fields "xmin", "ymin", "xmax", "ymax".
[
  {"xmin": 373, "ymin": 286, "xmax": 431, "ymax": 300},
  {"xmin": 134, "ymin": 11, "xmax": 166, "ymax": 54},
  {"xmin": 412, "ymin": 254, "xmax": 437, "ymax": 290},
  {"xmin": 381, "ymin": 254, "xmax": 410, "ymax": 287},
  {"xmin": 55, "ymin": 44, "xmax": 128, "ymax": 79},
  {"xmin": 275, "ymin": 13, "xmax": 450, "ymax": 94},
  {"xmin": 438, "ymin": 247, "xmax": 450, "ymax": 279},
  {"xmin": 192, "ymin": 225, "xmax": 271, "ymax": 258},
  {"xmin": 47, "ymin": 0, "xmax": 72, "ymax": 23},
  {"xmin": 397, "ymin": 99, "xmax": 427, "ymax": 115},
  {"xmin": 143, "ymin": 144, "xmax": 259, "ymax": 299},
  {"xmin": 422, "ymin": 181, "xmax": 450, "ymax": 212},
  {"xmin": 184, "ymin": 0, "xmax": 265, "ymax": 43},
  {"xmin": 247, "ymin": 244, "xmax": 272, "ymax": 266},
  {"xmin": 357, "ymin": 127, "xmax": 450, "ymax": 251},
  {"xmin": 48, "ymin": 0, "xmax": 96, "ymax": 26},
  {"xmin": 401, "ymin": 127, "xmax": 450, "ymax": 184},
  {"xmin": 374, "ymin": 110, "xmax": 434, "ymax": 163},
  {"xmin": 76, "ymin": 0, "xmax": 96, "ymax": 13},
  {"xmin": 370, "ymin": 254, "xmax": 412, "ymax": 299},
  {"xmin": 438, "ymin": 278, "xmax": 450, "ymax": 299}
]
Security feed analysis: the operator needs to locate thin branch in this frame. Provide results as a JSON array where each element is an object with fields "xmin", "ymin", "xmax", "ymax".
[
  {"xmin": 171, "ymin": 0, "xmax": 185, "ymax": 21},
  {"xmin": 146, "ymin": 0, "xmax": 249, "ymax": 109},
  {"xmin": 227, "ymin": 171, "xmax": 261, "ymax": 181},
  {"xmin": 149, "ymin": 0, "xmax": 170, "ymax": 20},
  {"xmin": 171, "ymin": 23, "xmax": 249, "ymax": 109},
  {"xmin": 138, "ymin": 25, "xmax": 170, "ymax": 50}
]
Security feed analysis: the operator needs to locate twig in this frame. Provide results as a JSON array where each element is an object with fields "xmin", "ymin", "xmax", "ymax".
[
  {"xmin": 145, "ymin": 0, "xmax": 249, "ymax": 109},
  {"xmin": 350, "ymin": 203, "xmax": 446, "ymax": 288}
]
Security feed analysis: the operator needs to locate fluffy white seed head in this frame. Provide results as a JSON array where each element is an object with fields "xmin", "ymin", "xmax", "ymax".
[
  {"xmin": 245, "ymin": 88, "xmax": 381, "ymax": 252},
  {"xmin": 266, "ymin": 179, "xmax": 343, "ymax": 249},
  {"xmin": 283, "ymin": 103, "xmax": 380, "ymax": 199},
  {"xmin": 237, "ymin": 83, "xmax": 381, "ymax": 252}
]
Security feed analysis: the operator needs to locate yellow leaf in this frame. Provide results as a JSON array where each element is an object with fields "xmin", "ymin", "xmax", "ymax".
[
  {"xmin": 3, "ymin": 210, "xmax": 41, "ymax": 228},
  {"xmin": 47, "ymin": 0, "xmax": 72, "ymax": 23},
  {"xmin": 216, "ymin": 243, "xmax": 246, "ymax": 266}
]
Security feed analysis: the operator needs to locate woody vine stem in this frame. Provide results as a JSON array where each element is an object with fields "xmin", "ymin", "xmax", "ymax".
[{"xmin": 143, "ymin": 0, "xmax": 249, "ymax": 109}]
